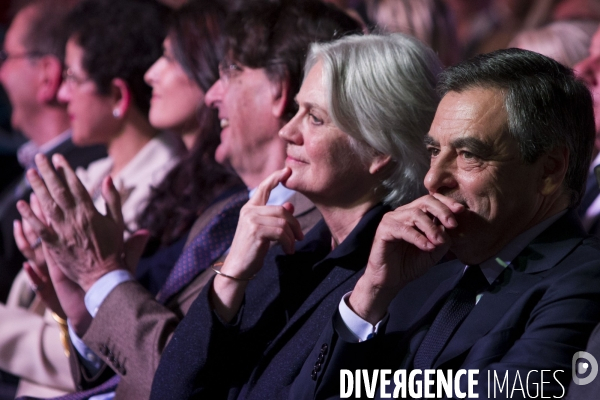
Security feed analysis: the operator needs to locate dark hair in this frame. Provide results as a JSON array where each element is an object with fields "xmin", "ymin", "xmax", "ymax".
[
  {"xmin": 65, "ymin": 0, "xmax": 167, "ymax": 115},
  {"xmin": 137, "ymin": 0, "xmax": 242, "ymax": 251},
  {"xmin": 10, "ymin": 0, "xmax": 80, "ymax": 61},
  {"xmin": 225, "ymin": 0, "xmax": 363, "ymax": 120},
  {"xmin": 439, "ymin": 48, "xmax": 595, "ymax": 207},
  {"xmin": 169, "ymin": 0, "xmax": 225, "ymax": 93}
]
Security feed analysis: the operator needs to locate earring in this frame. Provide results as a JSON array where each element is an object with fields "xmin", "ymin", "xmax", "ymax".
[{"xmin": 113, "ymin": 109, "xmax": 121, "ymax": 118}]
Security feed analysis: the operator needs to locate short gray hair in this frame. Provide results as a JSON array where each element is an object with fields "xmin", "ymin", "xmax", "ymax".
[{"xmin": 305, "ymin": 33, "xmax": 442, "ymax": 207}]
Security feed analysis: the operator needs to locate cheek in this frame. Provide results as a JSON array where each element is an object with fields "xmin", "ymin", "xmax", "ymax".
[{"xmin": 75, "ymin": 102, "xmax": 115, "ymax": 144}]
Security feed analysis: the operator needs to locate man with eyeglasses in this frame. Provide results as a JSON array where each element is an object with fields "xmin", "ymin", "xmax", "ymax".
[{"xmin": 0, "ymin": 0, "xmax": 104, "ymax": 398}]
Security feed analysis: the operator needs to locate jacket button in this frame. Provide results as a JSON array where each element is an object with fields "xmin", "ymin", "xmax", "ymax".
[
  {"xmin": 314, "ymin": 362, "xmax": 322, "ymax": 372},
  {"xmin": 317, "ymin": 354, "xmax": 324, "ymax": 364},
  {"xmin": 311, "ymin": 370, "xmax": 317, "ymax": 380},
  {"xmin": 321, "ymin": 344, "xmax": 328, "ymax": 354}
]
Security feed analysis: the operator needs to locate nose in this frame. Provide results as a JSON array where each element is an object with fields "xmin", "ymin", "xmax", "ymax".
[
  {"xmin": 144, "ymin": 57, "xmax": 162, "ymax": 86},
  {"xmin": 278, "ymin": 112, "xmax": 303, "ymax": 145},
  {"xmin": 205, "ymin": 78, "xmax": 224, "ymax": 108},
  {"xmin": 57, "ymin": 80, "xmax": 70, "ymax": 103},
  {"xmin": 424, "ymin": 155, "xmax": 458, "ymax": 195}
]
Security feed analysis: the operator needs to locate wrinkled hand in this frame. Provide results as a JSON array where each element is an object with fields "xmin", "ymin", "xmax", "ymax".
[
  {"xmin": 349, "ymin": 194, "xmax": 465, "ymax": 324},
  {"xmin": 211, "ymin": 168, "xmax": 303, "ymax": 322},
  {"xmin": 14, "ymin": 193, "xmax": 47, "ymax": 272},
  {"xmin": 14, "ymin": 193, "xmax": 67, "ymax": 317},
  {"xmin": 219, "ymin": 167, "xmax": 303, "ymax": 279},
  {"xmin": 16, "ymin": 153, "xmax": 126, "ymax": 292}
]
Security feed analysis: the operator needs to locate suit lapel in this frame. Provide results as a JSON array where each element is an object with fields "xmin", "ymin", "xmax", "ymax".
[
  {"xmin": 434, "ymin": 210, "xmax": 586, "ymax": 367},
  {"xmin": 409, "ymin": 261, "xmax": 464, "ymax": 328},
  {"xmin": 434, "ymin": 270, "xmax": 542, "ymax": 367}
]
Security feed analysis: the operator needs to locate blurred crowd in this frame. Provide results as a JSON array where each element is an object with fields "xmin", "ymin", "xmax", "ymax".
[{"xmin": 1, "ymin": 0, "xmax": 600, "ymax": 399}]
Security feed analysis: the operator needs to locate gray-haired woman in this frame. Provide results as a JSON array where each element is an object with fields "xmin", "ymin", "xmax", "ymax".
[{"xmin": 154, "ymin": 33, "xmax": 440, "ymax": 399}]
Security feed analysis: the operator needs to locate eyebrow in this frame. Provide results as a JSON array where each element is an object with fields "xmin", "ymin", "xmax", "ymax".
[
  {"xmin": 424, "ymin": 135, "xmax": 438, "ymax": 147},
  {"xmin": 424, "ymin": 135, "xmax": 495, "ymax": 158},
  {"xmin": 451, "ymin": 136, "xmax": 495, "ymax": 158},
  {"xmin": 294, "ymin": 97, "xmax": 325, "ymax": 113}
]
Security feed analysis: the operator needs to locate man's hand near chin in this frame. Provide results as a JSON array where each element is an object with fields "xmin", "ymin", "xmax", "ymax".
[{"xmin": 349, "ymin": 194, "xmax": 464, "ymax": 325}]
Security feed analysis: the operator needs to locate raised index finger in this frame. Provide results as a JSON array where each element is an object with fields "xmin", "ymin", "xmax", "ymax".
[{"xmin": 248, "ymin": 167, "xmax": 292, "ymax": 206}]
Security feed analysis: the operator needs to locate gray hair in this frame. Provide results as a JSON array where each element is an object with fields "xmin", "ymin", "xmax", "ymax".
[
  {"xmin": 439, "ymin": 48, "xmax": 595, "ymax": 207},
  {"xmin": 305, "ymin": 33, "xmax": 442, "ymax": 207}
]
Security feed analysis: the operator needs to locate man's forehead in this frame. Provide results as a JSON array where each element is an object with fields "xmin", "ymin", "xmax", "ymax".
[{"xmin": 428, "ymin": 88, "xmax": 508, "ymax": 142}]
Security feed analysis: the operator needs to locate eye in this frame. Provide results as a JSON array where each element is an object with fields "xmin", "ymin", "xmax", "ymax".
[
  {"xmin": 427, "ymin": 146, "xmax": 440, "ymax": 157},
  {"xmin": 309, "ymin": 113, "xmax": 323, "ymax": 125},
  {"xmin": 460, "ymin": 151, "xmax": 479, "ymax": 160}
]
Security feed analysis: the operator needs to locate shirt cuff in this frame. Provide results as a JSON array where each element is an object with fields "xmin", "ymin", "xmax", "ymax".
[
  {"xmin": 84, "ymin": 270, "xmax": 134, "ymax": 317},
  {"xmin": 68, "ymin": 321, "xmax": 103, "ymax": 373},
  {"xmin": 337, "ymin": 292, "xmax": 386, "ymax": 342}
]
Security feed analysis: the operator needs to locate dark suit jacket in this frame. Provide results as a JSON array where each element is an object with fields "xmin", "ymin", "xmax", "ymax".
[
  {"xmin": 71, "ymin": 192, "xmax": 321, "ymax": 400},
  {"xmin": 290, "ymin": 210, "xmax": 600, "ymax": 399},
  {"xmin": 149, "ymin": 204, "xmax": 389, "ymax": 400},
  {"xmin": 0, "ymin": 137, "xmax": 105, "ymax": 303}
]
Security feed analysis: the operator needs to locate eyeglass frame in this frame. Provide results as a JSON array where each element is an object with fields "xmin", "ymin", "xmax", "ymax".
[
  {"xmin": 218, "ymin": 60, "xmax": 244, "ymax": 83},
  {"xmin": 62, "ymin": 67, "xmax": 93, "ymax": 88},
  {"xmin": 0, "ymin": 49, "xmax": 46, "ymax": 65}
]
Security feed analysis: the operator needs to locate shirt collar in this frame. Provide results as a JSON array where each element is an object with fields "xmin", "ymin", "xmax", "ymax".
[
  {"xmin": 17, "ymin": 130, "xmax": 72, "ymax": 169},
  {"xmin": 248, "ymin": 182, "xmax": 295, "ymax": 206},
  {"xmin": 111, "ymin": 131, "xmax": 184, "ymax": 190},
  {"xmin": 476, "ymin": 210, "xmax": 567, "ymax": 284}
]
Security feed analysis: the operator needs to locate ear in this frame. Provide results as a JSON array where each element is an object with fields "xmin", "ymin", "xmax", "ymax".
[
  {"xmin": 369, "ymin": 153, "xmax": 393, "ymax": 175},
  {"xmin": 110, "ymin": 78, "xmax": 131, "ymax": 118},
  {"xmin": 36, "ymin": 56, "xmax": 63, "ymax": 103},
  {"xmin": 539, "ymin": 145, "xmax": 569, "ymax": 196},
  {"xmin": 270, "ymin": 74, "xmax": 291, "ymax": 119}
]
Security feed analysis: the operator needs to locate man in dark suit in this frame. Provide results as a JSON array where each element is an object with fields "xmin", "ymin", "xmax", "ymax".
[
  {"xmin": 0, "ymin": 0, "xmax": 104, "ymax": 303},
  {"xmin": 292, "ymin": 49, "xmax": 600, "ymax": 399}
]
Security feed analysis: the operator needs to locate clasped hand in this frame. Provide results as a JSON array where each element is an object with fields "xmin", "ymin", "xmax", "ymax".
[
  {"xmin": 349, "ymin": 193, "xmax": 465, "ymax": 324},
  {"xmin": 17, "ymin": 154, "xmax": 148, "ymax": 292}
]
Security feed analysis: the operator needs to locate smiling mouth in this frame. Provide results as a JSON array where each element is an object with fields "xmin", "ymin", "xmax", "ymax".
[
  {"xmin": 220, "ymin": 118, "xmax": 229, "ymax": 128},
  {"xmin": 286, "ymin": 155, "xmax": 308, "ymax": 164}
]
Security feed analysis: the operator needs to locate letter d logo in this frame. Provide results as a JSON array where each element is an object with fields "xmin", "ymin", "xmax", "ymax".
[{"xmin": 572, "ymin": 351, "xmax": 598, "ymax": 385}]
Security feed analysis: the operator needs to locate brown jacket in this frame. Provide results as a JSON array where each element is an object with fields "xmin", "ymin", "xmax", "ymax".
[{"xmin": 71, "ymin": 192, "xmax": 321, "ymax": 400}]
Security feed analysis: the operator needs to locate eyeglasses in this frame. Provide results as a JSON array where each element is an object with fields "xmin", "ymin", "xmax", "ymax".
[
  {"xmin": 0, "ymin": 49, "xmax": 45, "ymax": 65},
  {"xmin": 218, "ymin": 61, "xmax": 243, "ymax": 83},
  {"xmin": 62, "ymin": 67, "xmax": 92, "ymax": 88}
]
